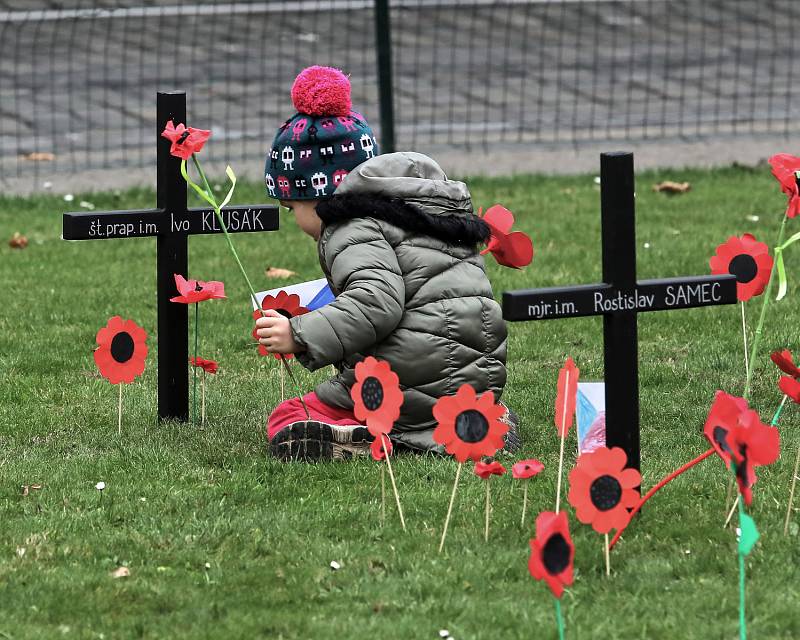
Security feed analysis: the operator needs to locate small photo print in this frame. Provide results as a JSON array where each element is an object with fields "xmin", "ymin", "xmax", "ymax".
[{"xmin": 577, "ymin": 382, "xmax": 605, "ymax": 454}]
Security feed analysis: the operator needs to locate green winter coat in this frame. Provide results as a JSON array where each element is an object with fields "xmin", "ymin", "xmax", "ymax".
[{"xmin": 289, "ymin": 152, "xmax": 507, "ymax": 451}]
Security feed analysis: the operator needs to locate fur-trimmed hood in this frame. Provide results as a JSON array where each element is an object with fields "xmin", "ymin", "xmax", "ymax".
[{"xmin": 316, "ymin": 151, "xmax": 490, "ymax": 246}]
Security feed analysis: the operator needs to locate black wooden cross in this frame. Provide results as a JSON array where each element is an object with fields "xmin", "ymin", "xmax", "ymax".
[
  {"xmin": 62, "ymin": 92, "xmax": 279, "ymax": 422},
  {"xmin": 503, "ymin": 152, "xmax": 738, "ymax": 471}
]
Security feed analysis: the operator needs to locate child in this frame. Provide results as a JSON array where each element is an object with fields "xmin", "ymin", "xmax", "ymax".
[{"xmin": 257, "ymin": 66, "xmax": 518, "ymax": 460}]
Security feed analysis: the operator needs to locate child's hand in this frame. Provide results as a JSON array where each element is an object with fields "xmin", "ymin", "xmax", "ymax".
[{"xmin": 255, "ymin": 310, "xmax": 299, "ymax": 354}]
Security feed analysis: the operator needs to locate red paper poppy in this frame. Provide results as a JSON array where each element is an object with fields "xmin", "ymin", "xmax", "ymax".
[
  {"xmin": 252, "ymin": 290, "xmax": 309, "ymax": 360},
  {"xmin": 512, "ymin": 459, "xmax": 545, "ymax": 480},
  {"xmin": 370, "ymin": 436, "xmax": 393, "ymax": 461},
  {"xmin": 528, "ymin": 510, "xmax": 574, "ymax": 599},
  {"xmin": 555, "ymin": 357, "xmax": 579, "ymax": 437},
  {"xmin": 771, "ymin": 349, "xmax": 800, "ymax": 378},
  {"xmin": 474, "ymin": 460, "xmax": 506, "ymax": 479},
  {"xmin": 161, "ymin": 120, "xmax": 211, "ymax": 160},
  {"xmin": 171, "ymin": 274, "xmax": 226, "ymax": 304},
  {"xmin": 703, "ymin": 391, "xmax": 780, "ymax": 505},
  {"xmin": 479, "ymin": 205, "xmax": 534, "ymax": 269},
  {"xmin": 704, "ymin": 391, "xmax": 754, "ymax": 467},
  {"xmin": 93, "ymin": 316, "xmax": 148, "ymax": 384},
  {"xmin": 709, "ymin": 234, "xmax": 773, "ymax": 302},
  {"xmin": 432, "ymin": 384, "xmax": 508, "ymax": 462},
  {"xmin": 768, "ymin": 153, "xmax": 800, "ymax": 218},
  {"xmin": 351, "ymin": 356, "xmax": 404, "ymax": 437},
  {"xmin": 189, "ymin": 357, "xmax": 218, "ymax": 374},
  {"xmin": 779, "ymin": 376, "xmax": 800, "ymax": 404},
  {"xmin": 567, "ymin": 447, "xmax": 641, "ymax": 534}
]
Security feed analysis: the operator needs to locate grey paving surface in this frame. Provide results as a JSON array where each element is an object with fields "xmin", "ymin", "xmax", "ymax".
[{"xmin": 1, "ymin": 0, "xmax": 799, "ymax": 192}]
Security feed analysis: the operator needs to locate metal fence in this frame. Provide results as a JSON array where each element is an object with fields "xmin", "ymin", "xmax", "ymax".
[{"xmin": 1, "ymin": 0, "xmax": 799, "ymax": 187}]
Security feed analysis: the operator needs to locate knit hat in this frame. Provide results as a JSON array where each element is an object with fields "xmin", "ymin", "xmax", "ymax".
[{"xmin": 265, "ymin": 66, "xmax": 380, "ymax": 201}]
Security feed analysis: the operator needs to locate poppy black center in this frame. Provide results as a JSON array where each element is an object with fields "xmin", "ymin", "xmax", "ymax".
[
  {"xmin": 713, "ymin": 425, "xmax": 732, "ymax": 455},
  {"xmin": 361, "ymin": 376, "xmax": 384, "ymax": 411},
  {"xmin": 589, "ymin": 475, "xmax": 622, "ymax": 511},
  {"xmin": 735, "ymin": 445, "xmax": 749, "ymax": 485},
  {"xmin": 728, "ymin": 254, "xmax": 758, "ymax": 284},
  {"xmin": 275, "ymin": 309, "xmax": 293, "ymax": 320},
  {"xmin": 178, "ymin": 130, "xmax": 190, "ymax": 144},
  {"xmin": 195, "ymin": 283, "xmax": 203, "ymax": 292},
  {"xmin": 455, "ymin": 410, "xmax": 489, "ymax": 443},
  {"xmin": 542, "ymin": 533, "xmax": 570, "ymax": 575},
  {"xmin": 110, "ymin": 331, "xmax": 135, "ymax": 363}
]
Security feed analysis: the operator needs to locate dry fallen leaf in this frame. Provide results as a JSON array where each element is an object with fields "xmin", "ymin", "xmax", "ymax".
[
  {"xmin": 111, "ymin": 566, "xmax": 130, "ymax": 579},
  {"xmin": 653, "ymin": 181, "xmax": 691, "ymax": 194},
  {"xmin": 265, "ymin": 267, "xmax": 297, "ymax": 279},
  {"xmin": 9, "ymin": 232, "xmax": 28, "ymax": 249},
  {"xmin": 21, "ymin": 484, "xmax": 43, "ymax": 496},
  {"xmin": 21, "ymin": 152, "xmax": 55, "ymax": 162}
]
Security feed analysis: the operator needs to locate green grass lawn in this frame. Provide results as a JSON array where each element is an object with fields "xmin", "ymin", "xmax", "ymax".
[{"xmin": 1, "ymin": 164, "xmax": 799, "ymax": 639}]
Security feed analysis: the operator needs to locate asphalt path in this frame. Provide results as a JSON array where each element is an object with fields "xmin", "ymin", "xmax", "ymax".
[{"xmin": 1, "ymin": 0, "xmax": 798, "ymax": 191}]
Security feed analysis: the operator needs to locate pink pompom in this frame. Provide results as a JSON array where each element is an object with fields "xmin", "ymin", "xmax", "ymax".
[{"xmin": 291, "ymin": 66, "xmax": 352, "ymax": 117}]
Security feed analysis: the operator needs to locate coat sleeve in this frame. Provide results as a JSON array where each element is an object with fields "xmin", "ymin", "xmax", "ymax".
[{"xmin": 290, "ymin": 219, "xmax": 405, "ymax": 370}]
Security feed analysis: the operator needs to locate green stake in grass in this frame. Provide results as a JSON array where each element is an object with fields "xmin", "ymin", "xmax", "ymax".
[{"xmin": 731, "ymin": 462, "xmax": 761, "ymax": 640}]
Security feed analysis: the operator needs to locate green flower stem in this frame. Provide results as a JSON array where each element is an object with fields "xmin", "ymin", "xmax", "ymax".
[
  {"xmin": 771, "ymin": 395, "xmax": 788, "ymax": 426},
  {"xmin": 731, "ymin": 461, "xmax": 752, "ymax": 640},
  {"xmin": 188, "ymin": 154, "xmax": 310, "ymax": 420},
  {"xmin": 553, "ymin": 597, "xmax": 565, "ymax": 640},
  {"xmin": 738, "ymin": 548, "xmax": 746, "ymax": 640},
  {"xmin": 743, "ymin": 213, "xmax": 789, "ymax": 399},
  {"xmin": 738, "ymin": 497, "xmax": 747, "ymax": 640},
  {"xmin": 191, "ymin": 155, "xmax": 259, "ymax": 308},
  {"xmin": 193, "ymin": 302, "xmax": 199, "ymax": 427}
]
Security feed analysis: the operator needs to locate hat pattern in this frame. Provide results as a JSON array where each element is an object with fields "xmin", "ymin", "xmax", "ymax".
[{"xmin": 266, "ymin": 112, "xmax": 379, "ymax": 201}]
